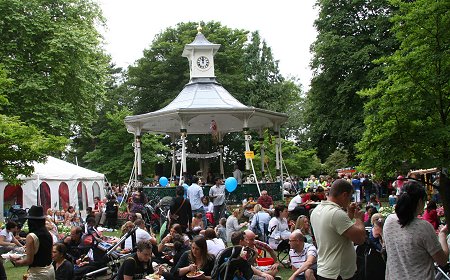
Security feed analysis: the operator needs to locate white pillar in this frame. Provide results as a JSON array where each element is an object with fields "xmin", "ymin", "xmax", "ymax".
[
  {"xmin": 179, "ymin": 129, "xmax": 187, "ymax": 183},
  {"xmin": 259, "ymin": 129, "xmax": 265, "ymax": 181},
  {"xmin": 136, "ymin": 135, "xmax": 142, "ymax": 182},
  {"xmin": 274, "ymin": 131, "xmax": 280, "ymax": 172},
  {"xmin": 170, "ymin": 134, "xmax": 177, "ymax": 184},
  {"xmin": 219, "ymin": 133, "xmax": 224, "ymax": 178},
  {"xmin": 244, "ymin": 128, "xmax": 251, "ymax": 171}
]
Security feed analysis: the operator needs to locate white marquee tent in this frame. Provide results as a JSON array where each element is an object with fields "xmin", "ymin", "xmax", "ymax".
[{"xmin": 0, "ymin": 156, "xmax": 105, "ymax": 219}]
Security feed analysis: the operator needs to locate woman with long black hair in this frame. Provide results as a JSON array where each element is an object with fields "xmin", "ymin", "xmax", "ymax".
[
  {"xmin": 384, "ymin": 181, "xmax": 449, "ymax": 280},
  {"xmin": 11, "ymin": 205, "xmax": 55, "ymax": 279}
]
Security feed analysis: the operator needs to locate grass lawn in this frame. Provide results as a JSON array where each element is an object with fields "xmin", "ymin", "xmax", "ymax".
[
  {"xmin": 4, "ymin": 261, "xmax": 27, "ymax": 279},
  {"xmin": 4, "ymin": 231, "xmax": 295, "ymax": 279}
]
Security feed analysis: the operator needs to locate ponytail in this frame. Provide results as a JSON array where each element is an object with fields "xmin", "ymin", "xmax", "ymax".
[{"xmin": 395, "ymin": 181, "xmax": 426, "ymax": 227}]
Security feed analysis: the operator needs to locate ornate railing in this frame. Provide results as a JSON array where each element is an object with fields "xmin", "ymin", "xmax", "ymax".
[{"xmin": 142, "ymin": 182, "xmax": 282, "ymax": 204}]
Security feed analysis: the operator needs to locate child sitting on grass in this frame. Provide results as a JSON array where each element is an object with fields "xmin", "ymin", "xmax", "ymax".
[
  {"xmin": 191, "ymin": 212, "xmax": 204, "ymax": 234},
  {"xmin": 215, "ymin": 217, "xmax": 227, "ymax": 244}
]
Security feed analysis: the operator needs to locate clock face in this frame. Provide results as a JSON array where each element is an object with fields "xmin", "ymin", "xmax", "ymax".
[{"xmin": 196, "ymin": 56, "xmax": 209, "ymax": 69}]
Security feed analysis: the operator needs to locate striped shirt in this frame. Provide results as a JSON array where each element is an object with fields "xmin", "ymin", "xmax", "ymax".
[{"xmin": 289, "ymin": 243, "xmax": 317, "ymax": 272}]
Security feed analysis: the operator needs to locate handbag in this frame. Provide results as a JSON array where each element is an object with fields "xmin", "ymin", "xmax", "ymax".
[
  {"xmin": 253, "ymin": 214, "xmax": 263, "ymax": 239},
  {"xmin": 170, "ymin": 199, "xmax": 185, "ymax": 221}
]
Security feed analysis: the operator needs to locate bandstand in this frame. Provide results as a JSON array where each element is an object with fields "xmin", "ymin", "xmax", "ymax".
[{"xmin": 124, "ymin": 26, "xmax": 288, "ymax": 194}]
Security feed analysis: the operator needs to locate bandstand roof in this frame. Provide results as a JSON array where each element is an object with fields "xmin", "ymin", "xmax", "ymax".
[{"xmin": 124, "ymin": 30, "xmax": 288, "ymax": 136}]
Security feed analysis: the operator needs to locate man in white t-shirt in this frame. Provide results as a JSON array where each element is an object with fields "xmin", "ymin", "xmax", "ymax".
[
  {"xmin": 124, "ymin": 219, "xmax": 155, "ymax": 250},
  {"xmin": 0, "ymin": 221, "xmax": 23, "ymax": 254},
  {"xmin": 310, "ymin": 179, "xmax": 366, "ymax": 280},
  {"xmin": 233, "ymin": 164, "xmax": 243, "ymax": 185},
  {"xmin": 289, "ymin": 230, "xmax": 317, "ymax": 280},
  {"xmin": 209, "ymin": 177, "xmax": 226, "ymax": 225},
  {"xmin": 283, "ymin": 179, "xmax": 292, "ymax": 192},
  {"xmin": 187, "ymin": 176, "xmax": 206, "ymax": 228},
  {"xmin": 288, "ymin": 191, "xmax": 310, "ymax": 218}
]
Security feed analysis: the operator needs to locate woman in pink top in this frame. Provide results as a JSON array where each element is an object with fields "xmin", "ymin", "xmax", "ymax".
[{"xmin": 422, "ymin": 200, "xmax": 439, "ymax": 230}]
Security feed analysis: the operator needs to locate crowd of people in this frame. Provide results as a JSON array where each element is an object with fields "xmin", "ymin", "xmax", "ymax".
[{"xmin": 0, "ymin": 173, "xmax": 448, "ymax": 280}]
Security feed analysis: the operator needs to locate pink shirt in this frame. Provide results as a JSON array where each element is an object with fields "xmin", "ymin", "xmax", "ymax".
[{"xmin": 422, "ymin": 209, "xmax": 439, "ymax": 229}]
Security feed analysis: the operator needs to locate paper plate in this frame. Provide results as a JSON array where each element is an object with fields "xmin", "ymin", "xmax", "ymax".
[
  {"xmin": 145, "ymin": 274, "xmax": 161, "ymax": 280},
  {"xmin": 1, "ymin": 253, "xmax": 25, "ymax": 260},
  {"xmin": 186, "ymin": 271, "xmax": 204, "ymax": 278}
]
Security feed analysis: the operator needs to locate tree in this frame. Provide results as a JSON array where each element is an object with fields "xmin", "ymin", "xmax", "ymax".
[
  {"xmin": 304, "ymin": 0, "xmax": 398, "ymax": 162},
  {"xmin": 125, "ymin": 21, "xmax": 301, "ymax": 175},
  {"xmin": 357, "ymin": 0, "xmax": 450, "ymax": 177},
  {"xmin": 82, "ymin": 108, "xmax": 169, "ymax": 184},
  {"xmin": 127, "ymin": 22, "xmax": 246, "ymax": 114},
  {"xmin": 241, "ymin": 31, "xmax": 300, "ymax": 112},
  {"xmin": 0, "ymin": 0, "xmax": 110, "ymax": 138},
  {"xmin": 127, "ymin": 22, "xmax": 301, "ymax": 115},
  {"xmin": 323, "ymin": 149, "xmax": 349, "ymax": 176},
  {"xmin": 0, "ymin": 66, "xmax": 66, "ymax": 184},
  {"xmin": 68, "ymin": 64, "xmax": 133, "ymax": 165},
  {"xmin": 251, "ymin": 134, "xmax": 322, "ymax": 179}
]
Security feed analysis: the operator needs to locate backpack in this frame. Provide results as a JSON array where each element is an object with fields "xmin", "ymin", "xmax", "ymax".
[
  {"xmin": 253, "ymin": 214, "xmax": 269, "ymax": 242},
  {"xmin": 211, "ymin": 246, "xmax": 254, "ymax": 280}
]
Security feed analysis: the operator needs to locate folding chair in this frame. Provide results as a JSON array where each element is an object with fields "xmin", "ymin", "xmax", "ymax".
[{"xmin": 267, "ymin": 225, "xmax": 291, "ymax": 268}]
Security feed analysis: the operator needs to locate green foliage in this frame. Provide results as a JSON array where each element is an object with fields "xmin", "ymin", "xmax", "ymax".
[
  {"xmin": 304, "ymin": 0, "xmax": 398, "ymax": 162},
  {"xmin": 323, "ymin": 149, "xmax": 349, "ymax": 176},
  {"xmin": 127, "ymin": 22, "xmax": 247, "ymax": 114},
  {"xmin": 124, "ymin": 21, "xmax": 301, "ymax": 176},
  {"xmin": 0, "ymin": 0, "xmax": 110, "ymax": 137},
  {"xmin": 0, "ymin": 66, "xmax": 66, "ymax": 183},
  {"xmin": 127, "ymin": 22, "xmax": 301, "ymax": 115},
  {"xmin": 357, "ymin": 0, "xmax": 450, "ymax": 177},
  {"xmin": 83, "ymin": 108, "xmax": 169, "ymax": 184},
  {"xmin": 0, "ymin": 115, "xmax": 67, "ymax": 183},
  {"xmin": 0, "ymin": 65, "xmax": 11, "ymax": 107},
  {"xmin": 241, "ymin": 32, "xmax": 301, "ymax": 112},
  {"xmin": 252, "ymin": 135, "xmax": 322, "ymax": 179}
]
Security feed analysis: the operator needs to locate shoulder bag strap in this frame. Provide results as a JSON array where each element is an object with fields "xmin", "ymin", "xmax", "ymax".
[{"xmin": 173, "ymin": 199, "xmax": 186, "ymax": 216}]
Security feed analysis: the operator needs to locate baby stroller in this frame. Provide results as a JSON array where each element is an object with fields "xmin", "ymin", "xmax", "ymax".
[
  {"xmin": 7, "ymin": 205, "xmax": 27, "ymax": 227},
  {"xmin": 156, "ymin": 196, "xmax": 172, "ymax": 239},
  {"xmin": 355, "ymin": 238, "xmax": 386, "ymax": 280},
  {"xmin": 211, "ymin": 246, "xmax": 255, "ymax": 280},
  {"xmin": 144, "ymin": 196, "xmax": 172, "ymax": 234},
  {"xmin": 142, "ymin": 202, "xmax": 160, "ymax": 233},
  {"xmin": 268, "ymin": 225, "xmax": 291, "ymax": 268}
]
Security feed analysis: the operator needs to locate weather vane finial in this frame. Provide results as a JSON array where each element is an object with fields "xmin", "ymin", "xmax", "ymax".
[{"xmin": 197, "ymin": 22, "xmax": 202, "ymax": 34}]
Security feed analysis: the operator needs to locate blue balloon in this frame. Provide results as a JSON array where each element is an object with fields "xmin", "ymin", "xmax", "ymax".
[
  {"xmin": 159, "ymin": 176, "xmax": 169, "ymax": 187},
  {"xmin": 225, "ymin": 177, "xmax": 238, "ymax": 192}
]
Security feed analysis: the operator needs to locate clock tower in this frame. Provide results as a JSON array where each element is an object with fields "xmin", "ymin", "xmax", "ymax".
[{"xmin": 182, "ymin": 25, "xmax": 220, "ymax": 79}]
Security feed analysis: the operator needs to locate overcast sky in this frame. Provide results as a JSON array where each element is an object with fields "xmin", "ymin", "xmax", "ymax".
[{"xmin": 97, "ymin": 0, "xmax": 318, "ymax": 89}]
